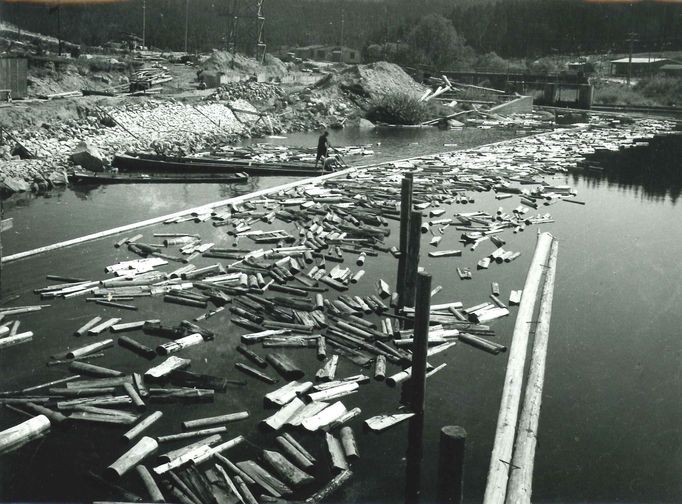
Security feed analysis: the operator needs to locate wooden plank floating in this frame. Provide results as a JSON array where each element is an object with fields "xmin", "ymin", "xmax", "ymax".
[
  {"xmin": 483, "ymin": 232, "xmax": 554, "ymax": 504},
  {"xmin": 506, "ymin": 240, "xmax": 559, "ymax": 503}
]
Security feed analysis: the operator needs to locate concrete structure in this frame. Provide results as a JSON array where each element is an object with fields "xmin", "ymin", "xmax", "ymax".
[
  {"xmin": 609, "ymin": 57, "xmax": 674, "ymax": 76},
  {"xmin": 489, "ymin": 96, "xmax": 533, "ymax": 116},
  {"xmin": 0, "ymin": 56, "xmax": 28, "ymax": 100}
]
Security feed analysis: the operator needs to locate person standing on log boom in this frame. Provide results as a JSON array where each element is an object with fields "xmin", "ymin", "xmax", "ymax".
[{"xmin": 315, "ymin": 130, "xmax": 332, "ymax": 169}]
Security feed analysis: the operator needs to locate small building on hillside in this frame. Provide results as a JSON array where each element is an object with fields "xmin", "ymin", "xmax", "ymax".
[
  {"xmin": 0, "ymin": 56, "xmax": 28, "ymax": 100},
  {"xmin": 292, "ymin": 45, "xmax": 361, "ymax": 64},
  {"xmin": 609, "ymin": 57, "xmax": 674, "ymax": 76}
]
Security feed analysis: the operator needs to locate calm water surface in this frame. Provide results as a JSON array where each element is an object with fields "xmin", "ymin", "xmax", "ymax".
[{"xmin": 0, "ymin": 127, "xmax": 679, "ymax": 503}]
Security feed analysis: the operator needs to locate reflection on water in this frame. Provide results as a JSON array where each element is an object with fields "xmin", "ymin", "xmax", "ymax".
[{"xmin": 576, "ymin": 133, "xmax": 682, "ymax": 205}]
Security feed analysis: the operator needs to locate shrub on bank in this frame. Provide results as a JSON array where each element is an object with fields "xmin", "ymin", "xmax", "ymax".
[
  {"xmin": 367, "ymin": 92, "xmax": 431, "ymax": 125},
  {"xmin": 634, "ymin": 77, "xmax": 682, "ymax": 107}
]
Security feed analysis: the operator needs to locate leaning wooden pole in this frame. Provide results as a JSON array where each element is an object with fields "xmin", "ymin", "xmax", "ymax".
[
  {"xmin": 405, "ymin": 271, "xmax": 431, "ymax": 504},
  {"xmin": 404, "ymin": 210, "xmax": 423, "ymax": 309},
  {"xmin": 482, "ymin": 232, "xmax": 554, "ymax": 504},
  {"xmin": 396, "ymin": 173, "xmax": 413, "ymax": 307},
  {"xmin": 505, "ymin": 239, "xmax": 559, "ymax": 504}
]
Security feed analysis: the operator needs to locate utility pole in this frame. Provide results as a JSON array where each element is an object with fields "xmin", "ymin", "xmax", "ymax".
[
  {"xmin": 142, "ymin": 0, "xmax": 146, "ymax": 49},
  {"xmin": 57, "ymin": 5, "xmax": 62, "ymax": 55},
  {"xmin": 626, "ymin": 31, "xmax": 637, "ymax": 86},
  {"xmin": 340, "ymin": 6, "xmax": 344, "ymax": 48},
  {"xmin": 184, "ymin": 0, "xmax": 189, "ymax": 53}
]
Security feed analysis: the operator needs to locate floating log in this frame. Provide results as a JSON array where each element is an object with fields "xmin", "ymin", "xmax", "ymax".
[
  {"xmin": 74, "ymin": 316, "xmax": 103, "ymax": 337},
  {"xmin": 265, "ymin": 381, "xmax": 313, "ymax": 407},
  {"xmin": 317, "ymin": 337, "xmax": 327, "ymax": 360},
  {"xmin": 307, "ymin": 382, "xmax": 359, "ymax": 402},
  {"xmin": 106, "ymin": 436, "xmax": 158, "ymax": 479},
  {"xmin": 365, "ymin": 413, "xmax": 415, "ymax": 432},
  {"xmin": 429, "ymin": 249, "xmax": 462, "ymax": 258},
  {"xmin": 325, "ymin": 432, "xmax": 348, "ymax": 470},
  {"xmin": 262, "ymin": 397, "xmax": 306, "ymax": 431},
  {"xmin": 0, "ymin": 331, "xmax": 33, "ymax": 349},
  {"xmin": 262, "ymin": 449, "xmax": 314, "ymax": 487},
  {"xmin": 237, "ymin": 345, "xmax": 268, "ymax": 368},
  {"xmin": 215, "ymin": 453, "xmax": 256, "ymax": 485},
  {"xmin": 67, "ymin": 339, "xmax": 114, "ymax": 359},
  {"xmin": 182, "ymin": 411, "xmax": 249, "ymax": 430},
  {"xmin": 123, "ymin": 382, "xmax": 146, "ymax": 410},
  {"xmin": 305, "ymin": 469, "xmax": 352, "ymax": 504},
  {"xmin": 266, "ymin": 353, "xmax": 304, "ymax": 380},
  {"xmin": 135, "ymin": 465, "xmax": 165, "ymax": 503},
  {"xmin": 156, "ymin": 333, "xmax": 205, "ymax": 356},
  {"xmin": 0, "ymin": 414, "xmax": 51, "ymax": 455},
  {"xmin": 325, "ymin": 406, "xmax": 362, "ymax": 431},
  {"xmin": 23, "ymin": 402, "xmax": 67, "ymax": 424},
  {"xmin": 66, "ymin": 376, "xmax": 132, "ymax": 389},
  {"xmin": 157, "ymin": 426, "xmax": 228, "ymax": 443},
  {"xmin": 374, "ymin": 355, "xmax": 387, "ymax": 381},
  {"xmin": 483, "ymin": 233, "xmax": 553, "ymax": 504},
  {"xmin": 122, "ymin": 411, "xmax": 163, "ymax": 442},
  {"xmin": 111, "ymin": 320, "xmax": 151, "ymax": 333},
  {"xmin": 145, "ymin": 356, "xmax": 191, "ymax": 380},
  {"xmin": 458, "ymin": 333, "xmax": 507, "ymax": 355},
  {"xmin": 88, "ymin": 318, "xmax": 122, "ymax": 335},
  {"xmin": 235, "ymin": 362, "xmax": 278, "ymax": 384},
  {"xmin": 235, "ymin": 460, "xmax": 292, "ymax": 497},
  {"xmin": 302, "ymin": 401, "xmax": 347, "ymax": 432},
  {"xmin": 340, "ymin": 426, "xmax": 359, "ymax": 460},
  {"xmin": 506, "ymin": 239, "xmax": 558, "ymax": 504},
  {"xmin": 235, "ymin": 475, "xmax": 259, "ymax": 504},
  {"xmin": 119, "ymin": 336, "xmax": 156, "ymax": 359},
  {"xmin": 69, "ymin": 361, "xmax": 123, "ymax": 378},
  {"xmin": 169, "ymin": 370, "xmax": 232, "ymax": 392},
  {"xmin": 275, "ymin": 436, "xmax": 314, "ymax": 470},
  {"xmin": 159, "ymin": 434, "xmax": 222, "ymax": 463},
  {"xmin": 315, "ymin": 355, "xmax": 338, "ymax": 382}
]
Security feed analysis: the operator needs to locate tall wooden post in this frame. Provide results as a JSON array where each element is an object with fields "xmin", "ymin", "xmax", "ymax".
[
  {"xmin": 405, "ymin": 272, "xmax": 431, "ymax": 504},
  {"xmin": 403, "ymin": 210, "xmax": 422, "ymax": 309},
  {"xmin": 438, "ymin": 426, "xmax": 467, "ymax": 504},
  {"xmin": 396, "ymin": 174, "xmax": 413, "ymax": 307}
]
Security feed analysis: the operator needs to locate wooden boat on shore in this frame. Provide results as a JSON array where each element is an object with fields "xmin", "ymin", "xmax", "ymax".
[
  {"xmin": 70, "ymin": 171, "xmax": 250, "ymax": 185},
  {"xmin": 113, "ymin": 153, "xmax": 330, "ymax": 176}
]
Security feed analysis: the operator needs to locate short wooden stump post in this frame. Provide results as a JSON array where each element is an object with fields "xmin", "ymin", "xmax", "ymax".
[{"xmin": 437, "ymin": 425, "xmax": 467, "ymax": 504}]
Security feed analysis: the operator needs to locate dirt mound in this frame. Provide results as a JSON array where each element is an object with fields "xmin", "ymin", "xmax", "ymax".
[
  {"xmin": 323, "ymin": 62, "xmax": 425, "ymax": 103},
  {"xmin": 200, "ymin": 50, "xmax": 287, "ymax": 80}
]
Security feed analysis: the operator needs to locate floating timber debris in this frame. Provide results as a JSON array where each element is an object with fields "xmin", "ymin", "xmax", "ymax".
[
  {"xmin": 365, "ymin": 413, "xmax": 415, "ymax": 432},
  {"xmin": 0, "ymin": 118, "xmax": 591, "ymax": 504}
]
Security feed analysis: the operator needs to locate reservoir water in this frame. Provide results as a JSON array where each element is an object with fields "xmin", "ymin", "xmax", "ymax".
[{"xmin": 0, "ymin": 126, "xmax": 680, "ymax": 503}]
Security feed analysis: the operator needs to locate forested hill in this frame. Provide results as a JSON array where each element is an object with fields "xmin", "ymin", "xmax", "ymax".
[{"xmin": 1, "ymin": 0, "xmax": 681, "ymax": 57}]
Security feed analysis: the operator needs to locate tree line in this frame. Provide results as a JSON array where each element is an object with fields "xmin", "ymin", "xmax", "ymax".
[{"xmin": 1, "ymin": 0, "xmax": 681, "ymax": 62}]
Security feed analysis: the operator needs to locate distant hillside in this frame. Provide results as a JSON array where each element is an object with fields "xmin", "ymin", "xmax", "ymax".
[{"xmin": 1, "ymin": 0, "xmax": 680, "ymax": 58}]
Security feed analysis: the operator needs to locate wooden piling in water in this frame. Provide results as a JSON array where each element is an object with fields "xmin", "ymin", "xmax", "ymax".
[
  {"xmin": 404, "ymin": 211, "xmax": 423, "ymax": 309},
  {"xmin": 505, "ymin": 240, "xmax": 559, "ymax": 504},
  {"xmin": 396, "ymin": 174, "xmax": 414, "ymax": 305},
  {"xmin": 437, "ymin": 426, "xmax": 467, "ymax": 504},
  {"xmin": 483, "ymin": 232, "xmax": 554, "ymax": 504},
  {"xmin": 405, "ymin": 272, "xmax": 431, "ymax": 504}
]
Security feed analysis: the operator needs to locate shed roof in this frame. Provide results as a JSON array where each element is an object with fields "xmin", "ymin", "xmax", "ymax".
[{"xmin": 610, "ymin": 57, "xmax": 669, "ymax": 64}]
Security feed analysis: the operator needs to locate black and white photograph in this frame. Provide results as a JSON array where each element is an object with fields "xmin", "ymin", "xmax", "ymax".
[{"xmin": 0, "ymin": 0, "xmax": 680, "ymax": 502}]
